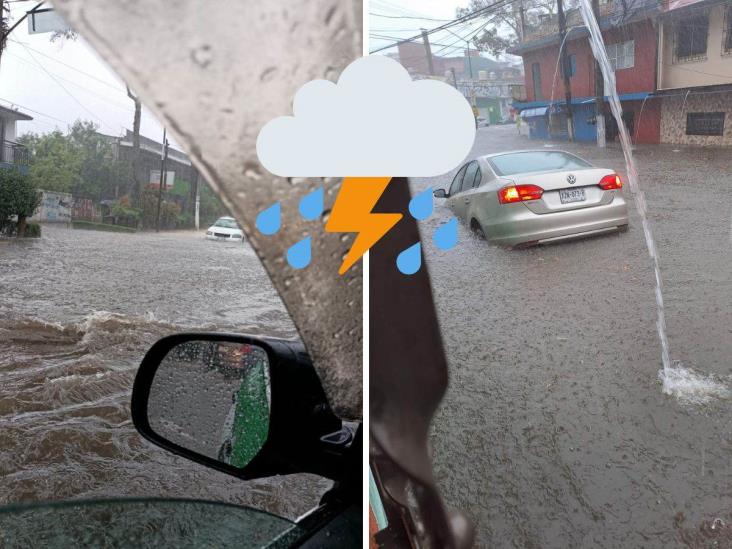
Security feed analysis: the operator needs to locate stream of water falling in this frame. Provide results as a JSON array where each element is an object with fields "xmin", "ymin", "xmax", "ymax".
[{"xmin": 577, "ymin": 0, "xmax": 728, "ymax": 404}]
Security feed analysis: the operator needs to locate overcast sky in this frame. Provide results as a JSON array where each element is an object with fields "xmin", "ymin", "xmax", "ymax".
[
  {"xmin": 369, "ymin": 0, "xmax": 518, "ymax": 63},
  {"xmin": 0, "ymin": 1, "xmax": 177, "ymax": 147},
  {"xmin": 0, "ymin": 0, "xmax": 513, "ymax": 146}
]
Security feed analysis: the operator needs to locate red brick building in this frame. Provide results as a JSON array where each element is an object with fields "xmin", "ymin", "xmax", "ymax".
[{"xmin": 511, "ymin": 1, "xmax": 662, "ymax": 144}]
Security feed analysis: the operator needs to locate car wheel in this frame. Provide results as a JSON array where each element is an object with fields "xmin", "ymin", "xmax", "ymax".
[{"xmin": 470, "ymin": 219, "xmax": 485, "ymax": 240}]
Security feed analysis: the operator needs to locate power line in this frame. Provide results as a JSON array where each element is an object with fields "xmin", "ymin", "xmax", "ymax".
[
  {"xmin": 369, "ymin": 0, "xmax": 519, "ymax": 53},
  {"xmin": 15, "ymin": 41, "xmax": 119, "ymax": 133},
  {"xmin": 370, "ymin": 12, "xmax": 453, "ymax": 22},
  {"xmin": 8, "ymin": 38, "xmax": 127, "ymax": 93},
  {"xmin": 0, "ymin": 97, "xmax": 69, "ymax": 124}
]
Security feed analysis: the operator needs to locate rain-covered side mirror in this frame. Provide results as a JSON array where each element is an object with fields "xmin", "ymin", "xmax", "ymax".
[
  {"xmin": 433, "ymin": 189, "xmax": 447, "ymax": 199},
  {"xmin": 131, "ymin": 333, "xmax": 351, "ymax": 481}
]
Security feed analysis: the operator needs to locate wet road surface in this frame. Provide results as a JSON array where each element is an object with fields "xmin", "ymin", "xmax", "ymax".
[
  {"xmin": 413, "ymin": 125, "xmax": 732, "ymax": 547},
  {"xmin": 0, "ymin": 226, "xmax": 325, "ymax": 519}
]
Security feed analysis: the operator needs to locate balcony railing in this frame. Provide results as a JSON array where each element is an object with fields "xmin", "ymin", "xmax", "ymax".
[{"xmin": 0, "ymin": 141, "xmax": 30, "ymax": 166}]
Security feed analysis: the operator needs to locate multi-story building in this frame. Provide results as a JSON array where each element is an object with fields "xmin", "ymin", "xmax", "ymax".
[
  {"xmin": 656, "ymin": 0, "xmax": 732, "ymax": 145},
  {"xmin": 0, "ymin": 105, "xmax": 32, "ymax": 174},
  {"xmin": 510, "ymin": 0, "xmax": 662, "ymax": 143}
]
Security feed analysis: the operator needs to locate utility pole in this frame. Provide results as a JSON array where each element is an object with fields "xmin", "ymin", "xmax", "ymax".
[
  {"xmin": 466, "ymin": 42, "xmax": 474, "ymax": 79},
  {"xmin": 421, "ymin": 29, "xmax": 435, "ymax": 75},
  {"xmin": 592, "ymin": 0, "xmax": 606, "ymax": 147},
  {"xmin": 126, "ymin": 86, "xmax": 142, "ymax": 204},
  {"xmin": 193, "ymin": 171, "xmax": 200, "ymax": 231},
  {"xmin": 557, "ymin": 0, "xmax": 575, "ymax": 141},
  {"xmin": 519, "ymin": 2, "xmax": 526, "ymax": 42},
  {"xmin": 155, "ymin": 127, "xmax": 168, "ymax": 232},
  {"xmin": 450, "ymin": 67, "xmax": 458, "ymax": 89}
]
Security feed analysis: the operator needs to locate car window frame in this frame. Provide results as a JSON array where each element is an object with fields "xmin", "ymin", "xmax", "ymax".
[
  {"xmin": 448, "ymin": 164, "xmax": 468, "ymax": 196},
  {"xmin": 461, "ymin": 161, "xmax": 479, "ymax": 193}
]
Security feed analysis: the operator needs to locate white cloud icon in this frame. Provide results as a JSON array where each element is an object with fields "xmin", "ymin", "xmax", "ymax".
[{"xmin": 256, "ymin": 55, "xmax": 476, "ymax": 177}]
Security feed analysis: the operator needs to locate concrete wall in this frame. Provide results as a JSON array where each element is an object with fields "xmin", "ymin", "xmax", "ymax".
[
  {"xmin": 660, "ymin": 91, "xmax": 732, "ymax": 145},
  {"xmin": 659, "ymin": 3, "xmax": 732, "ymax": 90},
  {"xmin": 522, "ymin": 19, "xmax": 658, "ymax": 102}
]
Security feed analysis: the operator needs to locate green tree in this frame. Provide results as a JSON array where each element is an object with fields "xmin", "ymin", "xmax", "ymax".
[
  {"xmin": 0, "ymin": 168, "xmax": 41, "ymax": 237},
  {"xmin": 457, "ymin": 0, "xmax": 557, "ymax": 55},
  {"xmin": 18, "ymin": 131, "xmax": 82, "ymax": 193}
]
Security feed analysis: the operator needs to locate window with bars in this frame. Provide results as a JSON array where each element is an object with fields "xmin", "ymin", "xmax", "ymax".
[
  {"xmin": 606, "ymin": 40, "xmax": 634, "ymax": 70},
  {"xmin": 673, "ymin": 13, "xmax": 709, "ymax": 62},
  {"xmin": 686, "ymin": 112, "xmax": 725, "ymax": 136},
  {"xmin": 724, "ymin": 5, "xmax": 732, "ymax": 55}
]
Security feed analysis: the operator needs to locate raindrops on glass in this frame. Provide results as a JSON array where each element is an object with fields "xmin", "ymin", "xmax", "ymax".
[
  {"xmin": 299, "ymin": 187, "xmax": 324, "ymax": 220},
  {"xmin": 408, "ymin": 188, "xmax": 433, "ymax": 220},
  {"xmin": 396, "ymin": 242, "xmax": 421, "ymax": 275},
  {"xmin": 434, "ymin": 218, "xmax": 458, "ymax": 250},
  {"xmin": 287, "ymin": 237, "xmax": 311, "ymax": 269},
  {"xmin": 256, "ymin": 202, "xmax": 281, "ymax": 235}
]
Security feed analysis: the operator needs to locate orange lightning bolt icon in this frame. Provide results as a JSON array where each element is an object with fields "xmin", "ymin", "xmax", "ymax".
[{"xmin": 326, "ymin": 177, "xmax": 402, "ymax": 275}]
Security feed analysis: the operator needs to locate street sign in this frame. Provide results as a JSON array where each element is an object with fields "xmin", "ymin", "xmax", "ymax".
[{"xmin": 27, "ymin": 9, "xmax": 70, "ymax": 35}]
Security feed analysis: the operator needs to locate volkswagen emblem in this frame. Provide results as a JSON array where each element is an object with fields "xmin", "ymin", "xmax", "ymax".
[{"xmin": 567, "ymin": 174, "xmax": 577, "ymax": 184}]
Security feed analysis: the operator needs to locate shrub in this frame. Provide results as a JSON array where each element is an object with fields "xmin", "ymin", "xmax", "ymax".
[{"xmin": 0, "ymin": 169, "xmax": 41, "ymax": 237}]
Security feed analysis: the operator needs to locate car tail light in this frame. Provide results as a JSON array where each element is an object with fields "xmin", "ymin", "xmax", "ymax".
[
  {"xmin": 498, "ymin": 184, "xmax": 544, "ymax": 204},
  {"xmin": 599, "ymin": 174, "xmax": 623, "ymax": 190}
]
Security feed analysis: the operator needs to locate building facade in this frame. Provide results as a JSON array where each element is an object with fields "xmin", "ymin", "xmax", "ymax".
[
  {"xmin": 657, "ymin": 0, "xmax": 732, "ymax": 145},
  {"xmin": 511, "ymin": 0, "xmax": 662, "ymax": 143},
  {"xmin": 0, "ymin": 105, "xmax": 32, "ymax": 174}
]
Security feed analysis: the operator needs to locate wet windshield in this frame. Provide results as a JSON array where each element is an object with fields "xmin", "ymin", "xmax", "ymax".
[
  {"xmin": 490, "ymin": 151, "xmax": 592, "ymax": 175},
  {"xmin": 0, "ymin": 1, "xmax": 337, "ymax": 523},
  {"xmin": 371, "ymin": 0, "xmax": 732, "ymax": 545},
  {"xmin": 213, "ymin": 218, "xmax": 239, "ymax": 229}
]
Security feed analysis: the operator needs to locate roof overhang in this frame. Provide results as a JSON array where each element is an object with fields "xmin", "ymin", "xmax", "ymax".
[{"xmin": 0, "ymin": 105, "xmax": 33, "ymax": 121}]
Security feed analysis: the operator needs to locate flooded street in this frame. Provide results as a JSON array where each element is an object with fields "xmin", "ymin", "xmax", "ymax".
[
  {"xmin": 0, "ymin": 226, "xmax": 325, "ymax": 519},
  {"xmin": 416, "ymin": 125, "xmax": 732, "ymax": 547}
]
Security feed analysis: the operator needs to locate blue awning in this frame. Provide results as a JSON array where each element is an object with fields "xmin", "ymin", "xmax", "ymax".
[{"xmin": 514, "ymin": 92, "xmax": 652, "ymax": 111}]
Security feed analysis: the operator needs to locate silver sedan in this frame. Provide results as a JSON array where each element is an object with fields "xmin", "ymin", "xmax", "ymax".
[{"xmin": 433, "ymin": 150, "xmax": 629, "ymax": 247}]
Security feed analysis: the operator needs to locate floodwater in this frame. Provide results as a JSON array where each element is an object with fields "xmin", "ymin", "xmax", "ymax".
[
  {"xmin": 415, "ymin": 125, "xmax": 732, "ymax": 547},
  {"xmin": 0, "ymin": 225, "xmax": 326, "ymax": 519}
]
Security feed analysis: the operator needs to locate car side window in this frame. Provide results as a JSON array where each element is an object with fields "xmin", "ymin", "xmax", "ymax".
[
  {"xmin": 449, "ymin": 165, "xmax": 468, "ymax": 196},
  {"xmin": 472, "ymin": 165, "xmax": 482, "ymax": 188},
  {"xmin": 461, "ymin": 162, "xmax": 479, "ymax": 193}
]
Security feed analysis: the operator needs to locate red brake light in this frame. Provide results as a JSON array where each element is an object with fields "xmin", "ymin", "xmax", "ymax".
[
  {"xmin": 498, "ymin": 184, "xmax": 544, "ymax": 204},
  {"xmin": 599, "ymin": 174, "xmax": 622, "ymax": 190}
]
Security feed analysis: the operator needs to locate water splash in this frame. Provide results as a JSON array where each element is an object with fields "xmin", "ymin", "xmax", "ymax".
[
  {"xmin": 286, "ymin": 237, "xmax": 311, "ymax": 269},
  {"xmin": 577, "ymin": 0, "xmax": 727, "ymax": 403},
  {"xmin": 548, "ymin": 26, "xmax": 585, "ymax": 135},
  {"xmin": 433, "ymin": 218, "xmax": 458, "ymax": 250},
  {"xmin": 408, "ymin": 188, "xmax": 434, "ymax": 220},
  {"xmin": 256, "ymin": 203, "xmax": 281, "ymax": 235},
  {"xmin": 299, "ymin": 187, "xmax": 324, "ymax": 220},
  {"xmin": 396, "ymin": 242, "xmax": 421, "ymax": 275}
]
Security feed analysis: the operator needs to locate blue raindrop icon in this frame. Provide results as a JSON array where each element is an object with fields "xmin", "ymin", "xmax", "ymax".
[
  {"xmin": 287, "ymin": 237, "xmax": 311, "ymax": 269},
  {"xmin": 408, "ymin": 188, "xmax": 433, "ymax": 220},
  {"xmin": 256, "ymin": 202, "xmax": 281, "ymax": 235},
  {"xmin": 299, "ymin": 187, "xmax": 324, "ymax": 220},
  {"xmin": 396, "ymin": 242, "xmax": 421, "ymax": 275},
  {"xmin": 434, "ymin": 218, "xmax": 458, "ymax": 250}
]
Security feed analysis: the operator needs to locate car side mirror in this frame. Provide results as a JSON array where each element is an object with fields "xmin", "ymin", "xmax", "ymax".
[
  {"xmin": 131, "ymin": 333, "xmax": 352, "ymax": 481},
  {"xmin": 433, "ymin": 188, "xmax": 447, "ymax": 199}
]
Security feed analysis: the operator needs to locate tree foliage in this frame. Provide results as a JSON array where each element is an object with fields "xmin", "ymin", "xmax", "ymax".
[
  {"xmin": 456, "ymin": 0, "xmax": 558, "ymax": 55},
  {"xmin": 0, "ymin": 168, "xmax": 41, "ymax": 234},
  {"xmin": 19, "ymin": 120, "xmax": 130, "ymax": 201}
]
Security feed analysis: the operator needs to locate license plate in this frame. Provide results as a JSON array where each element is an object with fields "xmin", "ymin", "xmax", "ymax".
[{"xmin": 559, "ymin": 188, "xmax": 586, "ymax": 204}]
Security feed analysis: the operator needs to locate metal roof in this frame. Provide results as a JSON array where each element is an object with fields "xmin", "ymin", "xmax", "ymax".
[{"xmin": 0, "ymin": 105, "xmax": 33, "ymax": 121}]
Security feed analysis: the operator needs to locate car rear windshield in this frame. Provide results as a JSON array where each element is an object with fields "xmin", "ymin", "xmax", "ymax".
[
  {"xmin": 214, "ymin": 219, "xmax": 239, "ymax": 229},
  {"xmin": 489, "ymin": 152, "xmax": 592, "ymax": 176}
]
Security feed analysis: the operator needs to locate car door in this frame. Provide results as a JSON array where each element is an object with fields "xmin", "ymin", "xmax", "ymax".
[
  {"xmin": 452, "ymin": 161, "xmax": 480, "ymax": 220},
  {"xmin": 445, "ymin": 164, "xmax": 468, "ymax": 215}
]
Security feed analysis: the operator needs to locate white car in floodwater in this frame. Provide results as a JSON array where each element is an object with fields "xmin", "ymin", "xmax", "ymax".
[
  {"xmin": 433, "ymin": 150, "xmax": 629, "ymax": 248},
  {"xmin": 206, "ymin": 217, "xmax": 244, "ymax": 241}
]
